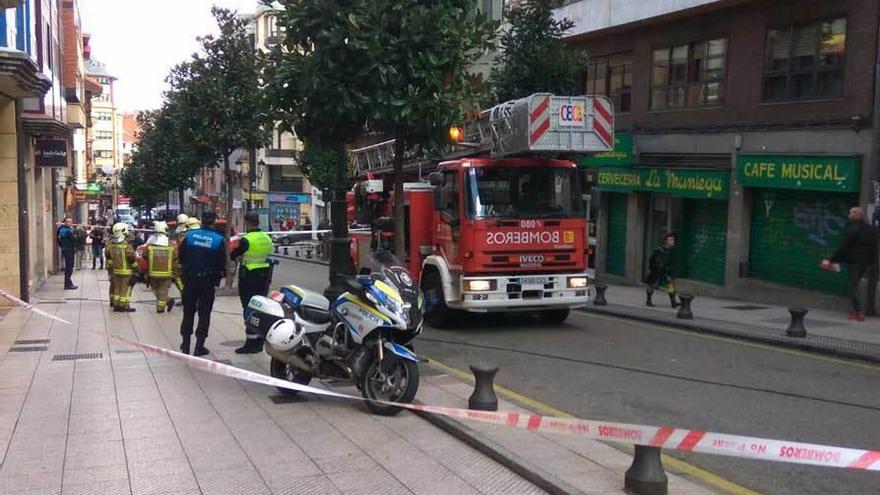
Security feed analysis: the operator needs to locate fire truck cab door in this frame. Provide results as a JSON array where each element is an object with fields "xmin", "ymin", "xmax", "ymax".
[{"xmin": 436, "ymin": 170, "xmax": 461, "ymax": 264}]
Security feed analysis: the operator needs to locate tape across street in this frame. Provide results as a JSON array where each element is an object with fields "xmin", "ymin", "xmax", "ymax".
[
  {"xmin": 3, "ymin": 289, "xmax": 879, "ymax": 473},
  {"xmin": 68, "ymin": 221, "xmax": 371, "ymax": 237}
]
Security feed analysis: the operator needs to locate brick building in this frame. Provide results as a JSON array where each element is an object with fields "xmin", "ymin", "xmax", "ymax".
[{"xmin": 561, "ymin": 0, "xmax": 880, "ymax": 307}]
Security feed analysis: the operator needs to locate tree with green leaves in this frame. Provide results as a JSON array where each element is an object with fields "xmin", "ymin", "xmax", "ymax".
[
  {"xmin": 264, "ymin": 0, "xmax": 376, "ymax": 296},
  {"xmin": 489, "ymin": 0, "xmax": 585, "ymax": 103},
  {"xmin": 299, "ymin": 139, "xmax": 345, "ymax": 193},
  {"xmin": 167, "ymin": 7, "xmax": 273, "ymax": 286},
  {"xmin": 363, "ymin": 0, "xmax": 496, "ymax": 257},
  {"xmin": 118, "ymin": 155, "xmax": 163, "ymax": 212}
]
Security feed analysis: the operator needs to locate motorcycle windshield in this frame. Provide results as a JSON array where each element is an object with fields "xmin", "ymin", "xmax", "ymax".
[{"xmin": 362, "ymin": 249, "xmax": 423, "ymax": 327}]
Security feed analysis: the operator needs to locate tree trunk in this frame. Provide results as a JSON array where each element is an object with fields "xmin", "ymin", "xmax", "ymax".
[
  {"xmin": 165, "ymin": 191, "xmax": 170, "ymax": 218},
  {"xmin": 392, "ymin": 132, "xmax": 407, "ymax": 260},
  {"xmin": 223, "ymin": 154, "xmax": 234, "ymax": 289},
  {"xmin": 324, "ymin": 142, "xmax": 354, "ymax": 301},
  {"xmin": 178, "ymin": 189, "xmax": 185, "ymax": 215}
]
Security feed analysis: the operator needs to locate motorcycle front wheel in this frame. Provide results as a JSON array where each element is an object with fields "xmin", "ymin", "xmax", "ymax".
[
  {"xmin": 269, "ymin": 357, "xmax": 313, "ymax": 396},
  {"xmin": 359, "ymin": 356, "xmax": 419, "ymax": 416}
]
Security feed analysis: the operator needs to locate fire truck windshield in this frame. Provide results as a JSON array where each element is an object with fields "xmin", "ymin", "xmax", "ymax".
[{"xmin": 465, "ymin": 166, "xmax": 583, "ymax": 220}]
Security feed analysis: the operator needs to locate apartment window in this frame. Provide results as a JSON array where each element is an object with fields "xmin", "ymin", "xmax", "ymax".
[
  {"xmin": 763, "ymin": 18, "xmax": 846, "ymax": 101},
  {"xmin": 650, "ymin": 38, "xmax": 727, "ymax": 110},
  {"xmin": 95, "ymin": 150, "xmax": 113, "ymax": 159},
  {"xmin": 584, "ymin": 53, "xmax": 632, "ymax": 113},
  {"xmin": 95, "ymin": 130, "xmax": 113, "ymax": 140},
  {"xmin": 95, "ymin": 112, "xmax": 112, "ymax": 121}
]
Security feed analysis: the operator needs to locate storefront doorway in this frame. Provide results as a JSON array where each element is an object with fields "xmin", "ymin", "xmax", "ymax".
[{"xmin": 645, "ymin": 194, "xmax": 681, "ymax": 271}]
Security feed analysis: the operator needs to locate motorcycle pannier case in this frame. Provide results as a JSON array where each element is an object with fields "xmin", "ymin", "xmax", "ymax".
[{"xmin": 244, "ymin": 296, "xmax": 286, "ymax": 338}]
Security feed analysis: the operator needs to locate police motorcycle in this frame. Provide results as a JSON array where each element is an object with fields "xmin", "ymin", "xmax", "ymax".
[{"xmin": 244, "ymin": 249, "xmax": 424, "ymax": 416}]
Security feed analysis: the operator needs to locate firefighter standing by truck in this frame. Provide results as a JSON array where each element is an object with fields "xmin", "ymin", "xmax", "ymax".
[
  {"xmin": 230, "ymin": 212, "xmax": 273, "ymax": 354},
  {"xmin": 145, "ymin": 221, "xmax": 177, "ymax": 313},
  {"xmin": 106, "ymin": 222, "xmax": 137, "ymax": 312}
]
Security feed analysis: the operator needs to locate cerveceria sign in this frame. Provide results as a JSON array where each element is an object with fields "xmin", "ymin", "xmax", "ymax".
[
  {"xmin": 34, "ymin": 138, "xmax": 68, "ymax": 167},
  {"xmin": 597, "ymin": 167, "xmax": 729, "ymax": 199},
  {"xmin": 737, "ymin": 155, "xmax": 860, "ymax": 192}
]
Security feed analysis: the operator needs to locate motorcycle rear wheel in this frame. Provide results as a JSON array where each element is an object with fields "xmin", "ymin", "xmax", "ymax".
[
  {"xmin": 269, "ymin": 357, "xmax": 313, "ymax": 396},
  {"xmin": 360, "ymin": 357, "xmax": 419, "ymax": 416}
]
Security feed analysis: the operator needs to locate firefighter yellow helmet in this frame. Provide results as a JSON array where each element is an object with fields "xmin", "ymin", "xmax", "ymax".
[
  {"xmin": 177, "ymin": 213, "xmax": 189, "ymax": 224},
  {"xmin": 186, "ymin": 217, "xmax": 201, "ymax": 228},
  {"xmin": 112, "ymin": 222, "xmax": 127, "ymax": 237},
  {"xmin": 153, "ymin": 221, "xmax": 168, "ymax": 234}
]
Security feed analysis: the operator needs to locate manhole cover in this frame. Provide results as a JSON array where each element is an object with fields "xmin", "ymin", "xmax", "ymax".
[
  {"xmin": 221, "ymin": 340, "xmax": 246, "ymax": 347},
  {"xmin": 52, "ymin": 353, "xmax": 103, "ymax": 361},
  {"xmin": 15, "ymin": 339, "xmax": 50, "ymax": 345},
  {"xmin": 9, "ymin": 346, "xmax": 47, "ymax": 352},
  {"xmin": 725, "ymin": 305, "xmax": 770, "ymax": 311}
]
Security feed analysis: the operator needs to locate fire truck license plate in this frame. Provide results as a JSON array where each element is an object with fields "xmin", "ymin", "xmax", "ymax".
[{"xmin": 523, "ymin": 277, "xmax": 552, "ymax": 286}]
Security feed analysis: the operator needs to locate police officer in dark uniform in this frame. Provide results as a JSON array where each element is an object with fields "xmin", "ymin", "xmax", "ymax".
[
  {"xmin": 230, "ymin": 212, "xmax": 274, "ymax": 354},
  {"xmin": 178, "ymin": 212, "xmax": 226, "ymax": 356}
]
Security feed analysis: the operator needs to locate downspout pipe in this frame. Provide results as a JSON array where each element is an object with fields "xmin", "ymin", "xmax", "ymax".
[{"xmin": 15, "ymin": 99, "xmax": 29, "ymax": 302}]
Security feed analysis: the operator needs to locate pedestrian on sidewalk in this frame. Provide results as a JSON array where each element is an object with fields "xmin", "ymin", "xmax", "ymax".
[
  {"xmin": 230, "ymin": 213, "xmax": 273, "ymax": 354},
  {"xmin": 57, "ymin": 218, "xmax": 77, "ymax": 290},
  {"xmin": 90, "ymin": 220, "xmax": 106, "ymax": 269},
  {"xmin": 178, "ymin": 212, "xmax": 226, "ymax": 356},
  {"xmin": 106, "ymin": 222, "xmax": 137, "ymax": 312},
  {"xmin": 74, "ymin": 225, "xmax": 87, "ymax": 270},
  {"xmin": 145, "ymin": 221, "xmax": 177, "ymax": 314},
  {"xmin": 644, "ymin": 233, "xmax": 680, "ymax": 308},
  {"xmin": 827, "ymin": 207, "xmax": 879, "ymax": 321}
]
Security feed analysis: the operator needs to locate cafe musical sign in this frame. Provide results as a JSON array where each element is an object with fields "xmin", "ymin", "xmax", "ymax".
[{"xmin": 737, "ymin": 155, "xmax": 860, "ymax": 193}]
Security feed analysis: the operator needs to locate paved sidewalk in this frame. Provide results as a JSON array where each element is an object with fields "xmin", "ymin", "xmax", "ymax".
[
  {"xmin": 584, "ymin": 282, "xmax": 880, "ymax": 363},
  {"xmin": 0, "ymin": 269, "xmax": 544, "ymax": 495}
]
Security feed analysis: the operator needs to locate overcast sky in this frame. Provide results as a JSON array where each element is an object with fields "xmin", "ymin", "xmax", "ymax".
[{"xmin": 80, "ymin": 0, "xmax": 259, "ymax": 112}]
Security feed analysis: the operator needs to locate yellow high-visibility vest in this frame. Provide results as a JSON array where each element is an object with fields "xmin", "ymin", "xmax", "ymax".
[
  {"xmin": 147, "ymin": 245, "xmax": 174, "ymax": 278},
  {"xmin": 108, "ymin": 242, "xmax": 132, "ymax": 276}
]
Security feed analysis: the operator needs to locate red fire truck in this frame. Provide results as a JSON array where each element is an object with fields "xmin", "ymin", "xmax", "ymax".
[{"xmin": 349, "ymin": 94, "xmax": 614, "ymax": 326}]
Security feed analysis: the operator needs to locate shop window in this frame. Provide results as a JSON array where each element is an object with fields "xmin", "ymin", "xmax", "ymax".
[
  {"xmin": 584, "ymin": 53, "xmax": 632, "ymax": 113},
  {"xmin": 763, "ymin": 17, "xmax": 846, "ymax": 101},
  {"xmin": 650, "ymin": 38, "xmax": 726, "ymax": 110}
]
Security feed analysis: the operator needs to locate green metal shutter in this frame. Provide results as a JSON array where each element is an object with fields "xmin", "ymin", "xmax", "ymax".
[
  {"xmin": 605, "ymin": 193, "xmax": 627, "ymax": 277},
  {"xmin": 678, "ymin": 199, "xmax": 728, "ymax": 286},
  {"xmin": 748, "ymin": 189, "xmax": 855, "ymax": 295}
]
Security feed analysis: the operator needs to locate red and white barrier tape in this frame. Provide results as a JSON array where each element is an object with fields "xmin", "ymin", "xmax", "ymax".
[
  {"xmin": 67, "ymin": 222, "xmax": 370, "ymax": 237},
  {"xmin": 3, "ymin": 289, "xmax": 878, "ymax": 472}
]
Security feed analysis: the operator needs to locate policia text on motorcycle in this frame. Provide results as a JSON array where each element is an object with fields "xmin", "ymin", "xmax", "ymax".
[
  {"xmin": 178, "ymin": 212, "xmax": 227, "ymax": 357},
  {"xmin": 230, "ymin": 212, "xmax": 274, "ymax": 354}
]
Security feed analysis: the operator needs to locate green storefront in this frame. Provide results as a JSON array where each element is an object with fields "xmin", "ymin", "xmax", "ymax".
[
  {"xmin": 597, "ymin": 167, "xmax": 731, "ymax": 286},
  {"xmin": 738, "ymin": 155, "xmax": 861, "ymax": 295}
]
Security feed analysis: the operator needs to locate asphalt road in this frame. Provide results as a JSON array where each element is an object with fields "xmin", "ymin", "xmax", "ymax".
[{"xmin": 271, "ymin": 257, "xmax": 880, "ymax": 495}]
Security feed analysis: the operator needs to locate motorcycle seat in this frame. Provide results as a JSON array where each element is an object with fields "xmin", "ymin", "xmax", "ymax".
[{"xmin": 300, "ymin": 305, "xmax": 332, "ymax": 324}]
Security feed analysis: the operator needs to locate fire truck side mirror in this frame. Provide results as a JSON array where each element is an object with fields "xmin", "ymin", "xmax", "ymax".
[{"xmin": 429, "ymin": 172, "xmax": 443, "ymax": 187}]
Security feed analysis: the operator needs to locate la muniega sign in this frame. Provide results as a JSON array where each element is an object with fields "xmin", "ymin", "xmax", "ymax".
[{"xmin": 597, "ymin": 167, "xmax": 729, "ymax": 199}]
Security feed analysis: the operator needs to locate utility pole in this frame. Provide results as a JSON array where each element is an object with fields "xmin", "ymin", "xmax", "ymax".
[{"xmin": 248, "ymin": 147, "xmax": 257, "ymax": 212}]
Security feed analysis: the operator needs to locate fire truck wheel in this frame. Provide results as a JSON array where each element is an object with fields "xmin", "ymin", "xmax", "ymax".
[
  {"xmin": 540, "ymin": 309, "xmax": 570, "ymax": 325},
  {"xmin": 422, "ymin": 269, "xmax": 456, "ymax": 328}
]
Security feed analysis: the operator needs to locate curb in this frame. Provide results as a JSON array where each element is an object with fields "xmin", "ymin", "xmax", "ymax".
[
  {"xmin": 271, "ymin": 253, "xmax": 329, "ymax": 267},
  {"xmin": 411, "ymin": 400, "xmax": 587, "ymax": 495},
  {"xmin": 581, "ymin": 305, "xmax": 880, "ymax": 365}
]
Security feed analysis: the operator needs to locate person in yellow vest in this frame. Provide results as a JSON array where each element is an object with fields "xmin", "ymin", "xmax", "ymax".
[
  {"xmin": 106, "ymin": 222, "xmax": 137, "ymax": 312},
  {"xmin": 146, "ymin": 221, "xmax": 177, "ymax": 314},
  {"xmin": 230, "ymin": 212, "xmax": 274, "ymax": 354}
]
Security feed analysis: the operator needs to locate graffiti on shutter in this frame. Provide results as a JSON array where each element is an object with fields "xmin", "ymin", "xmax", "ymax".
[
  {"xmin": 749, "ymin": 190, "xmax": 854, "ymax": 295},
  {"xmin": 678, "ymin": 199, "xmax": 728, "ymax": 286}
]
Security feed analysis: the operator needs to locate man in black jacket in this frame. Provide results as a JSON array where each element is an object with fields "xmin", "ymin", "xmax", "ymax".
[{"xmin": 830, "ymin": 207, "xmax": 879, "ymax": 320}]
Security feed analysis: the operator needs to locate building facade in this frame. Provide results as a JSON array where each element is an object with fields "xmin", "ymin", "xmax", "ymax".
[
  {"xmin": 563, "ymin": 0, "xmax": 879, "ymax": 308},
  {"xmin": 84, "ymin": 49, "xmax": 121, "ymax": 208}
]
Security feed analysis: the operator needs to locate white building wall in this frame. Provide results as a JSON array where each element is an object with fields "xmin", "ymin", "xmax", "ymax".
[{"xmin": 556, "ymin": 0, "xmax": 725, "ymax": 37}]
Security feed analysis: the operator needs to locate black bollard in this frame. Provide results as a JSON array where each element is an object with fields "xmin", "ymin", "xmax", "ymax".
[
  {"xmin": 283, "ymin": 246, "xmax": 289, "ymax": 256},
  {"xmin": 676, "ymin": 294, "xmax": 694, "ymax": 320},
  {"xmin": 274, "ymin": 244, "xmax": 279, "ymax": 254},
  {"xmin": 786, "ymin": 307, "xmax": 808, "ymax": 338},
  {"xmin": 625, "ymin": 446, "xmax": 668, "ymax": 495},
  {"xmin": 593, "ymin": 284, "xmax": 608, "ymax": 306},
  {"xmin": 468, "ymin": 365, "xmax": 499, "ymax": 411}
]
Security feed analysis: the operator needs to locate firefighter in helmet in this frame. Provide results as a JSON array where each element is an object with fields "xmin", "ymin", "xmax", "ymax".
[
  {"xmin": 146, "ymin": 221, "xmax": 177, "ymax": 313},
  {"xmin": 106, "ymin": 222, "xmax": 136, "ymax": 312}
]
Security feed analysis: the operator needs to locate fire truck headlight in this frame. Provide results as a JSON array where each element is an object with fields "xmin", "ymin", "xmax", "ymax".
[
  {"xmin": 567, "ymin": 277, "xmax": 588, "ymax": 289},
  {"xmin": 465, "ymin": 280, "xmax": 496, "ymax": 292}
]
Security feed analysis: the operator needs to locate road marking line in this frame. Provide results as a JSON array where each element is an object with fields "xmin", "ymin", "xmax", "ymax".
[
  {"xmin": 583, "ymin": 312, "xmax": 880, "ymax": 372},
  {"xmin": 426, "ymin": 357, "xmax": 763, "ymax": 495}
]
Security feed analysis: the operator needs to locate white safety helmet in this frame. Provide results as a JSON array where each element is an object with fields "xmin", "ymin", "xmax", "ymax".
[
  {"xmin": 265, "ymin": 319, "xmax": 304, "ymax": 351},
  {"xmin": 177, "ymin": 213, "xmax": 189, "ymax": 224},
  {"xmin": 153, "ymin": 221, "xmax": 168, "ymax": 235},
  {"xmin": 112, "ymin": 222, "xmax": 127, "ymax": 238}
]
